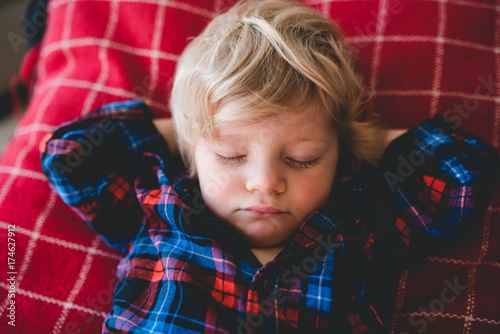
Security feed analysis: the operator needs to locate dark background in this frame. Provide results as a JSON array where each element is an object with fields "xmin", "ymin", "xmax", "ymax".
[{"xmin": 0, "ymin": 0, "xmax": 31, "ymax": 154}]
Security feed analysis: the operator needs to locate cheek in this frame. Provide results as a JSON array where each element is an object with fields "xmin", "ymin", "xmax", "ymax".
[
  {"xmin": 293, "ymin": 169, "xmax": 336, "ymax": 212},
  {"xmin": 293, "ymin": 177, "xmax": 329, "ymax": 212},
  {"xmin": 199, "ymin": 172, "xmax": 241, "ymax": 222},
  {"xmin": 194, "ymin": 147, "xmax": 240, "ymax": 216},
  {"xmin": 196, "ymin": 162, "xmax": 236, "ymax": 209},
  {"xmin": 200, "ymin": 175, "xmax": 233, "ymax": 204}
]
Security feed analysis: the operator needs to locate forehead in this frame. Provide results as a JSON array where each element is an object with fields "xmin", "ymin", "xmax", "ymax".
[{"xmin": 214, "ymin": 107, "xmax": 335, "ymax": 143}]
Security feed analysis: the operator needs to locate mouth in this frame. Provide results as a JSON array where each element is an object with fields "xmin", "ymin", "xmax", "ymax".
[{"xmin": 243, "ymin": 205, "xmax": 288, "ymax": 218}]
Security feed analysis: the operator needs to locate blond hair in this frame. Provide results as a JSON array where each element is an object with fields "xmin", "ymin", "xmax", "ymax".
[{"xmin": 170, "ymin": 0, "xmax": 385, "ymax": 177}]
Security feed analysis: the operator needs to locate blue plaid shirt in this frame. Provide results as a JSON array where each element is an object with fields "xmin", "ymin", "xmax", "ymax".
[{"xmin": 41, "ymin": 100, "xmax": 500, "ymax": 333}]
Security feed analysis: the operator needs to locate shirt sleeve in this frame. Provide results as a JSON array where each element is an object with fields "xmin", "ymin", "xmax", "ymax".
[
  {"xmin": 40, "ymin": 100, "xmax": 170, "ymax": 252},
  {"xmin": 377, "ymin": 114, "xmax": 500, "ymax": 263}
]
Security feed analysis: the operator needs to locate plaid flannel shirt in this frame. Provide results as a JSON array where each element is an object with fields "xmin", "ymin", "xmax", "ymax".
[{"xmin": 41, "ymin": 100, "xmax": 500, "ymax": 333}]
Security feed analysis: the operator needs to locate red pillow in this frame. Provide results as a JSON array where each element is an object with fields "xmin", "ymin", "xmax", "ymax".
[{"xmin": 0, "ymin": 0, "xmax": 497, "ymax": 332}]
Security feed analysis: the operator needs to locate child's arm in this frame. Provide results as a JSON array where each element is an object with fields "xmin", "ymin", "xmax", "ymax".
[
  {"xmin": 41, "ymin": 100, "xmax": 170, "ymax": 252},
  {"xmin": 376, "ymin": 115, "xmax": 500, "ymax": 263},
  {"xmin": 152, "ymin": 118, "xmax": 179, "ymax": 157},
  {"xmin": 384, "ymin": 129, "xmax": 407, "ymax": 148}
]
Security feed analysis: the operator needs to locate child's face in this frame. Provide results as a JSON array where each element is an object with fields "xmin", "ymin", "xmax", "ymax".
[{"xmin": 194, "ymin": 107, "xmax": 339, "ymax": 248}]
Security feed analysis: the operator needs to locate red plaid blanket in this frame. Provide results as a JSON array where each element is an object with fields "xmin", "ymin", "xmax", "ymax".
[{"xmin": 0, "ymin": 0, "xmax": 498, "ymax": 333}]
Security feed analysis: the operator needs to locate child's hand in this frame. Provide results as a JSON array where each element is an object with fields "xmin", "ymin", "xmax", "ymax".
[{"xmin": 153, "ymin": 118, "xmax": 179, "ymax": 157}]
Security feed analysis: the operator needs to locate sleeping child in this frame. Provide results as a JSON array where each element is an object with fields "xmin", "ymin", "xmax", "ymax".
[{"xmin": 41, "ymin": 0, "xmax": 500, "ymax": 332}]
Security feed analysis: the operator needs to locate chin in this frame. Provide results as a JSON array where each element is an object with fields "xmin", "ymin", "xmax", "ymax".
[
  {"xmin": 236, "ymin": 218, "xmax": 296, "ymax": 248},
  {"xmin": 244, "ymin": 231, "xmax": 289, "ymax": 248},
  {"xmin": 247, "ymin": 239, "xmax": 278, "ymax": 248}
]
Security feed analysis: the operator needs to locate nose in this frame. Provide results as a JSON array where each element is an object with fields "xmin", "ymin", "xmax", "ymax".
[{"xmin": 245, "ymin": 158, "xmax": 286, "ymax": 194}]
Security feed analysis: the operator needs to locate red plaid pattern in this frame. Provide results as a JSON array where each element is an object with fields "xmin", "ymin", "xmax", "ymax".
[
  {"xmin": 0, "ymin": 0, "xmax": 498, "ymax": 333},
  {"xmin": 395, "ymin": 218, "xmax": 410, "ymax": 247},
  {"xmin": 108, "ymin": 176, "xmax": 132, "ymax": 206}
]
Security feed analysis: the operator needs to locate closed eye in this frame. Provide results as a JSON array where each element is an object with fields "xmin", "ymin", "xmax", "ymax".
[
  {"xmin": 285, "ymin": 158, "xmax": 320, "ymax": 168},
  {"xmin": 214, "ymin": 154, "xmax": 246, "ymax": 164},
  {"xmin": 214, "ymin": 154, "xmax": 319, "ymax": 168}
]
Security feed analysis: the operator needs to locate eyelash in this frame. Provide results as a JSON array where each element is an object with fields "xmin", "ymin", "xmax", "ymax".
[
  {"xmin": 215, "ymin": 154, "xmax": 245, "ymax": 164},
  {"xmin": 286, "ymin": 158, "xmax": 320, "ymax": 168},
  {"xmin": 214, "ymin": 154, "xmax": 319, "ymax": 168}
]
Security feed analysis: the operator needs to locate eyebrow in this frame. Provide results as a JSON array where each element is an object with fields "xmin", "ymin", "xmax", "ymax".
[
  {"xmin": 291, "ymin": 137, "xmax": 330, "ymax": 143},
  {"xmin": 215, "ymin": 136, "xmax": 331, "ymax": 147},
  {"xmin": 215, "ymin": 129, "xmax": 334, "ymax": 144}
]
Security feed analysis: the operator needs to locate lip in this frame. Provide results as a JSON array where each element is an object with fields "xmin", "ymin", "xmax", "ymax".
[{"xmin": 243, "ymin": 205, "xmax": 287, "ymax": 218}]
